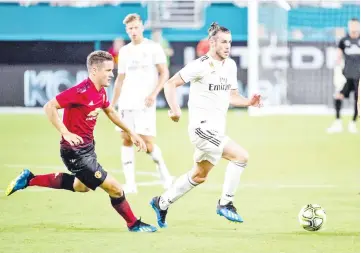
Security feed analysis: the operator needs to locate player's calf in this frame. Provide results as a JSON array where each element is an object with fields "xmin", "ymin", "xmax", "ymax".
[
  {"xmin": 120, "ymin": 132, "xmax": 136, "ymax": 191},
  {"xmin": 102, "ymin": 174, "xmax": 157, "ymax": 232},
  {"xmin": 190, "ymin": 166, "xmax": 209, "ymax": 184},
  {"xmin": 218, "ymin": 139, "xmax": 248, "ymax": 222},
  {"xmin": 150, "ymin": 161, "xmax": 213, "ymax": 227},
  {"xmin": 144, "ymin": 140, "xmax": 154, "ymax": 153},
  {"xmin": 100, "ymin": 175, "xmax": 123, "ymax": 198}
]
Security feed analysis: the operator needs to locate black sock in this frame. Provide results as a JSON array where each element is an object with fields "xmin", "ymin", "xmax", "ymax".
[
  {"xmin": 335, "ymin": 99, "xmax": 342, "ymax": 119},
  {"xmin": 353, "ymin": 99, "xmax": 358, "ymax": 121}
]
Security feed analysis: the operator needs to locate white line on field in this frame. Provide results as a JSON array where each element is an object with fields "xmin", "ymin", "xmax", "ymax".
[
  {"xmin": 3, "ymin": 164, "xmax": 357, "ymax": 190},
  {"xmin": 4, "ymin": 164, "xmax": 159, "ymax": 176},
  {"xmin": 0, "ymin": 180, "xmax": 164, "ymax": 193}
]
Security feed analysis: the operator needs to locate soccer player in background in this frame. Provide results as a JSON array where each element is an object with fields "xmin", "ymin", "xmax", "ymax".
[
  {"xmin": 111, "ymin": 13, "xmax": 173, "ymax": 194},
  {"xmin": 327, "ymin": 18, "xmax": 360, "ymax": 134},
  {"xmin": 5, "ymin": 51, "xmax": 157, "ymax": 233},
  {"xmin": 149, "ymin": 23, "xmax": 262, "ymax": 228}
]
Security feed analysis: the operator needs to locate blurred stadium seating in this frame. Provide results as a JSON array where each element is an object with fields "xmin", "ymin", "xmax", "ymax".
[{"xmin": 0, "ymin": 0, "xmax": 359, "ymax": 111}]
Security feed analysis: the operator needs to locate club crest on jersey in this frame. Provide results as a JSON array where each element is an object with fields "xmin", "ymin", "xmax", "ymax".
[
  {"xmin": 94, "ymin": 171, "xmax": 102, "ymax": 179},
  {"xmin": 87, "ymin": 108, "xmax": 101, "ymax": 121},
  {"xmin": 220, "ymin": 77, "xmax": 227, "ymax": 85}
]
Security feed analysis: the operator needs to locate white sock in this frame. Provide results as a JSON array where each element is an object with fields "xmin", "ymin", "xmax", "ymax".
[
  {"xmin": 121, "ymin": 146, "xmax": 135, "ymax": 185},
  {"xmin": 220, "ymin": 161, "xmax": 246, "ymax": 206},
  {"xmin": 159, "ymin": 171, "xmax": 198, "ymax": 210},
  {"xmin": 149, "ymin": 144, "xmax": 171, "ymax": 181}
]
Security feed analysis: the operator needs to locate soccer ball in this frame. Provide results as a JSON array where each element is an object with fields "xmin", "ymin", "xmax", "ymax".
[{"xmin": 298, "ymin": 204, "xmax": 326, "ymax": 231}]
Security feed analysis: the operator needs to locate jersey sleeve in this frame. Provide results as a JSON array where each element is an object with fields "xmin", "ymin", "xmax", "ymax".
[
  {"xmin": 117, "ymin": 47, "xmax": 126, "ymax": 74},
  {"xmin": 102, "ymin": 91, "xmax": 110, "ymax": 109},
  {"xmin": 55, "ymin": 86, "xmax": 80, "ymax": 108},
  {"xmin": 178, "ymin": 59, "xmax": 203, "ymax": 83},
  {"xmin": 338, "ymin": 38, "xmax": 345, "ymax": 50},
  {"xmin": 229, "ymin": 60, "xmax": 238, "ymax": 90},
  {"xmin": 153, "ymin": 43, "xmax": 167, "ymax": 65}
]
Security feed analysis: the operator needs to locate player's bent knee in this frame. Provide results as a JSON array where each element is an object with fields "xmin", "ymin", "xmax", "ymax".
[
  {"xmin": 74, "ymin": 185, "xmax": 90, "ymax": 192},
  {"xmin": 107, "ymin": 184, "xmax": 123, "ymax": 198},
  {"xmin": 238, "ymin": 151, "xmax": 249, "ymax": 164},
  {"xmin": 191, "ymin": 170, "xmax": 208, "ymax": 184},
  {"xmin": 122, "ymin": 139, "xmax": 133, "ymax": 147},
  {"xmin": 192, "ymin": 175, "xmax": 207, "ymax": 184},
  {"xmin": 121, "ymin": 133, "xmax": 132, "ymax": 146},
  {"xmin": 145, "ymin": 141, "xmax": 154, "ymax": 153},
  {"xmin": 73, "ymin": 178, "xmax": 90, "ymax": 193}
]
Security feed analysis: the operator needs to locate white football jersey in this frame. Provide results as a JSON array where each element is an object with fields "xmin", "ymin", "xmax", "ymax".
[
  {"xmin": 179, "ymin": 54, "xmax": 238, "ymax": 132},
  {"xmin": 117, "ymin": 38, "xmax": 166, "ymax": 110}
]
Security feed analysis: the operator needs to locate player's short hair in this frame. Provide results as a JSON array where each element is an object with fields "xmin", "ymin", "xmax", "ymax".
[
  {"xmin": 350, "ymin": 18, "xmax": 360, "ymax": 22},
  {"xmin": 123, "ymin": 13, "xmax": 142, "ymax": 25},
  {"xmin": 208, "ymin": 22, "xmax": 230, "ymax": 39},
  {"xmin": 86, "ymin": 50, "xmax": 113, "ymax": 69}
]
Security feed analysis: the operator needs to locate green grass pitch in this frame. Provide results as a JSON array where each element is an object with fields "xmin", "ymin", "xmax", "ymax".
[{"xmin": 0, "ymin": 110, "xmax": 359, "ymax": 253}]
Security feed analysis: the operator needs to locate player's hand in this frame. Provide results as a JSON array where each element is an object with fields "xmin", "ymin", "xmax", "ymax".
[
  {"xmin": 248, "ymin": 94, "xmax": 263, "ymax": 108},
  {"xmin": 168, "ymin": 109, "xmax": 181, "ymax": 122},
  {"xmin": 145, "ymin": 94, "xmax": 156, "ymax": 107},
  {"xmin": 62, "ymin": 132, "xmax": 84, "ymax": 146},
  {"xmin": 129, "ymin": 132, "xmax": 147, "ymax": 152}
]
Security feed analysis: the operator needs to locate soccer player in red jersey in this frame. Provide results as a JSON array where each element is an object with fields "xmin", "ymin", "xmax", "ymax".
[{"xmin": 5, "ymin": 51, "xmax": 157, "ymax": 233}]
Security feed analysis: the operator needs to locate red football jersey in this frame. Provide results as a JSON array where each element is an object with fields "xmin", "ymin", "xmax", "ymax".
[{"xmin": 56, "ymin": 78, "xmax": 110, "ymax": 147}]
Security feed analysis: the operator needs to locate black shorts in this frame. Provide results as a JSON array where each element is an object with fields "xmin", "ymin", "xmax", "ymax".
[
  {"xmin": 341, "ymin": 78, "xmax": 359, "ymax": 99},
  {"xmin": 60, "ymin": 142, "xmax": 107, "ymax": 190}
]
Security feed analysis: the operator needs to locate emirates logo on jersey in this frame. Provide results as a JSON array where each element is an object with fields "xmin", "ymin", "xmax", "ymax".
[
  {"xmin": 86, "ymin": 108, "xmax": 101, "ymax": 121},
  {"xmin": 208, "ymin": 77, "xmax": 230, "ymax": 91},
  {"xmin": 209, "ymin": 84, "xmax": 231, "ymax": 91}
]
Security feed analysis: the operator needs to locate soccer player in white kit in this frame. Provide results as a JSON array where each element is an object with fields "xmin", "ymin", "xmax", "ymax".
[
  {"xmin": 150, "ymin": 22, "xmax": 262, "ymax": 228},
  {"xmin": 111, "ymin": 13, "xmax": 173, "ymax": 193}
]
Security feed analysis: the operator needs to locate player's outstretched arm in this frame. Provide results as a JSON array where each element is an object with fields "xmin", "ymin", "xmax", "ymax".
[
  {"xmin": 44, "ymin": 98, "xmax": 84, "ymax": 146},
  {"xmin": 111, "ymin": 73, "xmax": 125, "ymax": 108},
  {"xmin": 230, "ymin": 89, "xmax": 262, "ymax": 108},
  {"xmin": 145, "ymin": 63, "xmax": 169, "ymax": 107},
  {"xmin": 164, "ymin": 73, "xmax": 185, "ymax": 122},
  {"xmin": 103, "ymin": 105, "xmax": 147, "ymax": 151}
]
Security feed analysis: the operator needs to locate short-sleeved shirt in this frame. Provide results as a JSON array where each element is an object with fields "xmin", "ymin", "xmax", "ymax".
[
  {"xmin": 178, "ymin": 54, "xmax": 238, "ymax": 132},
  {"xmin": 117, "ymin": 38, "xmax": 166, "ymax": 110},
  {"xmin": 56, "ymin": 78, "xmax": 110, "ymax": 148},
  {"xmin": 338, "ymin": 35, "xmax": 360, "ymax": 79}
]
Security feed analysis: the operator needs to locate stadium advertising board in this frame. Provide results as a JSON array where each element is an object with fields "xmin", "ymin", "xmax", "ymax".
[{"xmin": 0, "ymin": 41, "xmax": 336, "ymax": 107}]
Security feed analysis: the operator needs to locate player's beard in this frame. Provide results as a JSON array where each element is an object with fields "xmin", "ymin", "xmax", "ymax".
[{"xmin": 216, "ymin": 50, "xmax": 228, "ymax": 60}]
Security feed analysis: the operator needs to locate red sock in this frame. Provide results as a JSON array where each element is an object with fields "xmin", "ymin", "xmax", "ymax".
[
  {"xmin": 29, "ymin": 173, "xmax": 74, "ymax": 191},
  {"xmin": 111, "ymin": 196, "xmax": 137, "ymax": 227}
]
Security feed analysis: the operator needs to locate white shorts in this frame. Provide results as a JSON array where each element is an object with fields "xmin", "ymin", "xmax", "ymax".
[
  {"xmin": 188, "ymin": 123, "xmax": 229, "ymax": 166},
  {"xmin": 116, "ymin": 108, "xmax": 156, "ymax": 137}
]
